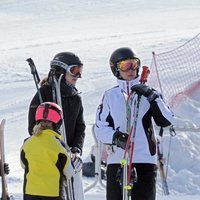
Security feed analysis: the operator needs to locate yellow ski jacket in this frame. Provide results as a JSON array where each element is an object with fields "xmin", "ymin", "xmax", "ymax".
[{"xmin": 20, "ymin": 129, "xmax": 74, "ymax": 197}]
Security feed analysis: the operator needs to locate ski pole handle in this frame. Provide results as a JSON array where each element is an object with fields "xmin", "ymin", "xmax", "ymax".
[
  {"xmin": 26, "ymin": 58, "xmax": 43, "ymax": 103},
  {"xmin": 26, "ymin": 58, "xmax": 40, "ymax": 83},
  {"xmin": 139, "ymin": 66, "xmax": 150, "ymax": 84}
]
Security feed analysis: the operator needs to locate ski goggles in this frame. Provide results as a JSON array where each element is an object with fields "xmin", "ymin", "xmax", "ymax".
[
  {"xmin": 67, "ymin": 65, "xmax": 83, "ymax": 78},
  {"xmin": 117, "ymin": 58, "xmax": 139, "ymax": 72},
  {"xmin": 50, "ymin": 60, "xmax": 83, "ymax": 78}
]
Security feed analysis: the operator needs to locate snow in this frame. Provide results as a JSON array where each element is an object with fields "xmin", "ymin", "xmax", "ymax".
[{"xmin": 0, "ymin": 0, "xmax": 200, "ymax": 199}]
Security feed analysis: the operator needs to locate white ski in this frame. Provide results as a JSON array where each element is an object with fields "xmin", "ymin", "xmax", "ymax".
[{"xmin": 0, "ymin": 119, "xmax": 9, "ymax": 200}]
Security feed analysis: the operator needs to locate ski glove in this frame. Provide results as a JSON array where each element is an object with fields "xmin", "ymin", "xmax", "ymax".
[
  {"xmin": 112, "ymin": 131, "xmax": 128, "ymax": 150},
  {"xmin": 4, "ymin": 163, "xmax": 9, "ymax": 175},
  {"xmin": 71, "ymin": 155, "xmax": 83, "ymax": 174},
  {"xmin": 0, "ymin": 163, "xmax": 9, "ymax": 175},
  {"xmin": 131, "ymin": 84, "xmax": 158, "ymax": 102},
  {"xmin": 71, "ymin": 147, "xmax": 82, "ymax": 155}
]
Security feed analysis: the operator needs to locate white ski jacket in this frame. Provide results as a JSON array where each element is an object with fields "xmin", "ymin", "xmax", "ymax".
[{"xmin": 95, "ymin": 77, "xmax": 174, "ymax": 165}]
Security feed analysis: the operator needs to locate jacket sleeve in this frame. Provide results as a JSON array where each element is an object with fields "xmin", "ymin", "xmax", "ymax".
[
  {"xmin": 72, "ymin": 97, "xmax": 86, "ymax": 152},
  {"xmin": 28, "ymin": 92, "xmax": 41, "ymax": 135},
  {"xmin": 56, "ymin": 151, "xmax": 75, "ymax": 180},
  {"xmin": 150, "ymin": 96, "xmax": 174, "ymax": 127},
  {"xmin": 20, "ymin": 148, "xmax": 26, "ymax": 169},
  {"xmin": 94, "ymin": 93, "xmax": 116, "ymax": 145}
]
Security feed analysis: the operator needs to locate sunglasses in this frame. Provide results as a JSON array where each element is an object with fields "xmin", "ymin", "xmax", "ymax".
[
  {"xmin": 117, "ymin": 59, "xmax": 139, "ymax": 72},
  {"xmin": 67, "ymin": 65, "xmax": 83, "ymax": 78}
]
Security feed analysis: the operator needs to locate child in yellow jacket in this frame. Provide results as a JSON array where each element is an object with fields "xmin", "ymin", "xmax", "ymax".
[{"xmin": 20, "ymin": 102, "xmax": 82, "ymax": 200}]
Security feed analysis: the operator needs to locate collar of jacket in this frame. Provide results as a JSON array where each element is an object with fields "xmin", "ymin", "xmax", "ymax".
[
  {"xmin": 117, "ymin": 76, "xmax": 140, "ymax": 95},
  {"xmin": 39, "ymin": 129, "xmax": 62, "ymax": 140},
  {"xmin": 59, "ymin": 79, "xmax": 79, "ymax": 97}
]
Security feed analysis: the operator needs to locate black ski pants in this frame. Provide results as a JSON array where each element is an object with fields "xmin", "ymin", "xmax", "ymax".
[{"xmin": 106, "ymin": 163, "xmax": 157, "ymax": 200}]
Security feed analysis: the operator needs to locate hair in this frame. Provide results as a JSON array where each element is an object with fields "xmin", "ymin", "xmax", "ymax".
[
  {"xmin": 47, "ymin": 66, "xmax": 66, "ymax": 85},
  {"xmin": 33, "ymin": 121, "xmax": 54, "ymax": 136},
  {"xmin": 39, "ymin": 76, "xmax": 48, "ymax": 87}
]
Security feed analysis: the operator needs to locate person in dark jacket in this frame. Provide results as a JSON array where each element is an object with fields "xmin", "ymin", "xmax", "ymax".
[
  {"xmin": 28, "ymin": 52, "xmax": 86, "ymax": 200},
  {"xmin": 28, "ymin": 52, "xmax": 86, "ymax": 154}
]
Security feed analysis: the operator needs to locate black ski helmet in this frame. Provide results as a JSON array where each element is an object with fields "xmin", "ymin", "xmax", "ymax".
[
  {"xmin": 50, "ymin": 52, "xmax": 83, "ymax": 74},
  {"xmin": 109, "ymin": 47, "xmax": 140, "ymax": 78}
]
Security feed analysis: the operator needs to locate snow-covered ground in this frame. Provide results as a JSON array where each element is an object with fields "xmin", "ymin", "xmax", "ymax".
[{"xmin": 0, "ymin": 0, "xmax": 200, "ymax": 199}]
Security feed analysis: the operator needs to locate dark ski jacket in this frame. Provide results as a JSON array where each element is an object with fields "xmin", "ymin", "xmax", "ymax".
[{"xmin": 28, "ymin": 79, "xmax": 86, "ymax": 152}]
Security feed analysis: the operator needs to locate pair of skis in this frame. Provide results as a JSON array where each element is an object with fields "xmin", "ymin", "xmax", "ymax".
[
  {"xmin": 0, "ymin": 119, "xmax": 8, "ymax": 200},
  {"xmin": 48, "ymin": 68, "xmax": 84, "ymax": 200},
  {"xmin": 0, "ymin": 120, "xmax": 14, "ymax": 200},
  {"xmin": 120, "ymin": 66, "xmax": 150, "ymax": 200},
  {"xmin": 51, "ymin": 70, "xmax": 76, "ymax": 200},
  {"xmin": 120, "ymin": 66, "xmax": 170, "ymax": 199}
]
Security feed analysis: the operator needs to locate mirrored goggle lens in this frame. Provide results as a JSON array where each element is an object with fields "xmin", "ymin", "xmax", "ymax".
[
  {"xmin": 68, "ymin": 65, "xmax": 83, "ymax": 78},
  {"xmin": 117, "ymin": 59, "xmax": 139, "ymax": 72}
]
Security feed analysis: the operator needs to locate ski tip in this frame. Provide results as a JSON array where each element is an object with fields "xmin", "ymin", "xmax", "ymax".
[{"xmin": 0, "ymin": 119, "xmax": 6, "ymax": 126}]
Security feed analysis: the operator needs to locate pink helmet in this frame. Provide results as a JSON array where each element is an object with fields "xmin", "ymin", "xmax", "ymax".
[{"xmin": 35, "ymin": 102, "xmax": 62, "ymax": 125}]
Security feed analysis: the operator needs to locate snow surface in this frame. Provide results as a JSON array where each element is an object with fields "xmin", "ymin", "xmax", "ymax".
[{"xmin": 0, "ymin": 0, "xmax": 200, "ymax": 199}]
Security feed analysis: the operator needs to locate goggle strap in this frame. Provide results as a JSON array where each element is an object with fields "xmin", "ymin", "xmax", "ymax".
[{"xmin": 50, "ymin": 60, "xmax": 69, "ymax": 70}]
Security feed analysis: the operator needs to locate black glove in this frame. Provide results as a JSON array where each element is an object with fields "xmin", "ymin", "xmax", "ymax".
[
  {"xmin": 112, "ymin": 131, "xmax": 128, "ymax": 150},
  {"xmin": 131, "ymin": 84, "xmax": 158, "ymax": 102},
  {"xmin": 71, "ymin": 147, "xmax": 82, "ymax": 155},
  {"xmin": 4, "ymin": 163, "xmax": 9, "ymax": 175}
]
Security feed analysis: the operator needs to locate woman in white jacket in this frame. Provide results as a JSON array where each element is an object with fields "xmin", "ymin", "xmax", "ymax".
[{"xmin": 94, "ymin": 47, "xmax": 174, "ymax": 200}]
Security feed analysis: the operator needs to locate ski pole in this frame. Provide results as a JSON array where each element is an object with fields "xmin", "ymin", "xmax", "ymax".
[
  {"xmin": 166, "ymin": 126, "xmax": 176, "ymax": 178},
  {"xmin": 157, "ymin": 126, "xmax": 175, "ymax": 195},
  {"xmin": 127, "ymin": 66, "xmax": 150, "ymax": 185},
  {"xmin": 26, "ymin": 58, "xmax": 43, "ymax": 103},
  {"xmin": 157, "ymin": 137, "xmax": 170, "ymax": 195}
]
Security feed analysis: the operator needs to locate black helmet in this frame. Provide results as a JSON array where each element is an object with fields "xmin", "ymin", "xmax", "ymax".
[
  {"xmin": 50, "ymin": 52, "xmax": 83, "ymax": 72},
  {"xmin": 49, "ymin": 52, "xmax": 83, "ymax": 80},
  {"xmin": 109, "ymin": 47, "xmax": 140, "ymax": 78}
]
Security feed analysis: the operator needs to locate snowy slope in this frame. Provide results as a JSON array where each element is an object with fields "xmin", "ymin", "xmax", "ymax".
[{"xmin": 0, "ymin": 0, "xmax": 200, "ymax": 199}]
